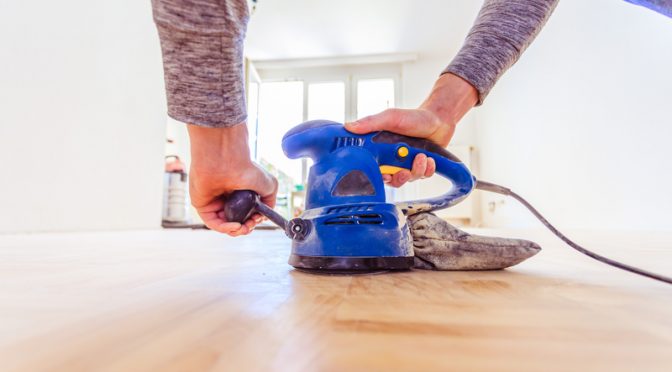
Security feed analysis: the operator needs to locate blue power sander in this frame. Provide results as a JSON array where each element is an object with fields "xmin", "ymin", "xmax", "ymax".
[
  {"xmin": 225, "ymin": 120, "xmax": 672, "ymax": 283},
  {"xmin": 225, "ymin": 119, "xmax": 474, "ymax": 273}
]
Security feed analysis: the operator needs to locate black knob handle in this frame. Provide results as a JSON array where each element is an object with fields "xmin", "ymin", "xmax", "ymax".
[
  {"xmin": 223, "ymin": 190, "xmax": 302, "ymax": 239},
  {"xmin": 223, "ymin": 190, "xmax": 259, "ymax": 223}
]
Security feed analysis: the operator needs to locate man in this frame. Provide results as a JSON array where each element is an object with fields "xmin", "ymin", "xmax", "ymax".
[{"xmin": 151, "ymin": 0, "xmax": 560, "ymax": 235}]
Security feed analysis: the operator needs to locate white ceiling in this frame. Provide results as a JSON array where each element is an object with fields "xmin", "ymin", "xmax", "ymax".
[{"xmin": 245, "ymin": 0, "xmax": 482, "ymax": 61}]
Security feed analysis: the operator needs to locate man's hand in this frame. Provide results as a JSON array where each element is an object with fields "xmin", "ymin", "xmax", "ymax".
[
  {"xmin": 345, "ymin": 73, "xmax": 478, "ymax": 188},
  {"xmin": 345, "ymin": 108, "xmax": 442, "ymax": 187},
  {"xmin": 187, "ymin": 123, "xmax": 278, "ymax": 236}
]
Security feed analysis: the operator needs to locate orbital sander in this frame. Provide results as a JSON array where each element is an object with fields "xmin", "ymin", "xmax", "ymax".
[{"xmin": 225, "ymin": 120, "xmax": 672, "ymax": 284}]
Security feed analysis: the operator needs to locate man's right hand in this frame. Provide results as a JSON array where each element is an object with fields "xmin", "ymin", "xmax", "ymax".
[
  {"xmin": 345, "ymin": 73, "xmax": 478, "ymax": 188},
  {"xmin": 187, "ymin": 123, "xmax": 278, "ymax": 236}
]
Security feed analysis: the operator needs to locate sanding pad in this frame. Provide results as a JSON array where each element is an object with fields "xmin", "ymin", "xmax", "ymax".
[
  {"xmin": 293, "ymin": 268, "xmax": 392, "ymax": 276},
  {"xmin": 288, "ymin": 255, "xmax": 414, "ymax": 274}
]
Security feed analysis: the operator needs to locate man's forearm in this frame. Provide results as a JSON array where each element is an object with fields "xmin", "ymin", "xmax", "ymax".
[
  {"xmin": 445, "ymin": 0, "xmax": 559, "ymax": 104},
  {"xmin": 152, "ymin": 0, "xmax": 249, "ymax": 127}
]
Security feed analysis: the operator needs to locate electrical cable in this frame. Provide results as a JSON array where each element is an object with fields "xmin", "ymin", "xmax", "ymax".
[{"xmin": 475, "ymin": 180, "xmax": 672, "ymax": 285}]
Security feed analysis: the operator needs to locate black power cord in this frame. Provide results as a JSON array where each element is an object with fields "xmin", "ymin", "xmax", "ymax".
[{"xmin": 476, "ymin": 180, "xmax": 672, "ymax": 285}]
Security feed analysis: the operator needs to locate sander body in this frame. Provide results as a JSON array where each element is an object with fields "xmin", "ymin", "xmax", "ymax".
[{"xmin": 226, "ymin": 120, "xmax": 475, "ymax": 273}]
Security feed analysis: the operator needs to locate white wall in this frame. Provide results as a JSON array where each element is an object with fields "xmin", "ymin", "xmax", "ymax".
[
  {"xmin": 475, "ymin": 0, "xmax": 672, "ymax": 230},
  {"xmin": 0, "ymin": 2, "xmax": 167, "ymax": 233}
]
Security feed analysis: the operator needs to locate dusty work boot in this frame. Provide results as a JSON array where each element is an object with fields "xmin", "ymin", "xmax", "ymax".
[{"xmin": 408, "ymin": 212, "xmax": 541, "ymax": 270}]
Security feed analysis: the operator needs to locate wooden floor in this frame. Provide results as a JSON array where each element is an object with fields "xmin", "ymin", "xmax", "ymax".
[{"xmin": 0, "ymin": 227, "xmax": 670, "ymax": 371}]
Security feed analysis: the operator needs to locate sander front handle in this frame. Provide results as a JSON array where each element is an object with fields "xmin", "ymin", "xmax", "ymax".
[
  {"xmin": 224, "ymin": 190, "xmax": 288, "ymax": 230},
  {"xmin": 223, "ymin": 190, "xmax": 311, "ymax": 241}
]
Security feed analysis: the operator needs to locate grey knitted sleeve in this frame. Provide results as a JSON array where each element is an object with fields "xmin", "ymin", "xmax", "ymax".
[
  {"xmin": 444, "ymin": 0, "xmax": 559, "ymax": 104},
  {"xmin": 152, "ymin": 0, "xmax": 249, "ymax": 128}
]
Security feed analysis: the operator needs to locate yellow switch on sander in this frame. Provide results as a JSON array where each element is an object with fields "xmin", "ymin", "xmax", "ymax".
[{"xmin": 379, "ymin": 146, "xmax": 410, "ymax": 175}]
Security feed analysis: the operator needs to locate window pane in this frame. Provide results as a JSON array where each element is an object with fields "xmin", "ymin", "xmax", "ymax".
[
  {"xmin": 357, "ymin": 79, "xmax": 395, "ymax": 118},
  {"xmin": 308, "ymin": 82, "xmax": 345, "ymax": 123},
  {"xmin": 257, "ymin": 81, "xmax": 304, "ymax": 183}
]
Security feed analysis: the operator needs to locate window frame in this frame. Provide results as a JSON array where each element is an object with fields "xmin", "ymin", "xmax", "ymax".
[{"xmin": 254, "ymin": 63, "xmax": 402, "ymax": 122}]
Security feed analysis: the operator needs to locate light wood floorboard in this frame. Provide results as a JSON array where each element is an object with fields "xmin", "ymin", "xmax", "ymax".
[{"xmin": 0, "ymin": 228, "xmax": 670, "ymax": 371}]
